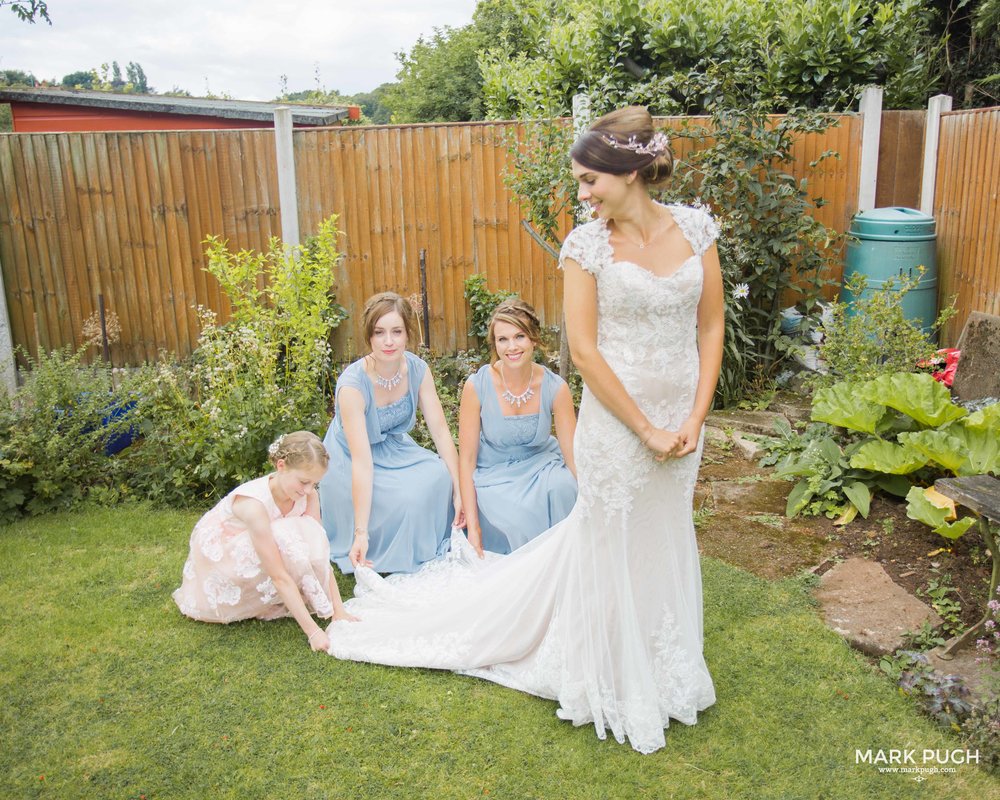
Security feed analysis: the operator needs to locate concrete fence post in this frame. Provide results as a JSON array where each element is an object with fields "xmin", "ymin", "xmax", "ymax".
[
  {"xmin": 857, "ymin": 85, "xmax": 883, "ymax": 212},
  {"xmin": 273, "ymin": 106, "xmax": 300, "ymax": 250},
  {"xmin": 920, "ymin": 94, "xmax": 953, "ymax": 216}
]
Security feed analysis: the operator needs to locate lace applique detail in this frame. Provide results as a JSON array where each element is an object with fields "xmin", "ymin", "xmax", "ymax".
[
  {"xmin": 256, "ymin": 577, "xmax": 277, "ymax": 604},
  {"xmin": 198, "ymin": 526, "xmax": 224, "ymax": 562},
  {"xmin": 376, "ymin": 394, "xmax": 413, "ymax": 434},
  {"xmin": 273, "ymin": 527, "xmax": 308, "ymax": 565},
  {"xmin": 204, "ymin": 574, "xmax": 240, "ymax": 608},
  {"xmin": 301, "ymin": 574, "xmax": 333, "ymax": 617},
  {"xmin": 558, "ymin": 220, "xmax": 613, "ymax": 277},
  {"xmin": 668, "ymin": 204, "xmax": 719, "ymax": 256},
  {"xmin": 502, "ymin": 413, "xmax": 538, "ymax": 446},
  {"xmin": 231, "ymin": 536, "xmax": 262, "ymax": 579},
  {"xmin": 651, "ymin": 605, "xmax": 715, "ymax": 727},
  {"xmin": 182, "ymin": 559, "xmax": 195, "ymax": 581}
]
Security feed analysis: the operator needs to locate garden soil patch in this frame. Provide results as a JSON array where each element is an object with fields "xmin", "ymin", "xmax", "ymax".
[{"xmin": 696, "ymin": 437, "xmax": 993, "ymax": 630}]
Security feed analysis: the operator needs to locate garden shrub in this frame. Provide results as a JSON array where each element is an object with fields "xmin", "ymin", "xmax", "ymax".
[
  {"xmin": 122, "ymin": 216, "xmax": 348, "ymax": 505},
  {"xmin": 814, "ymin": 269, "xmax": 956, "ymax": 386},
  {"xmin": 0, "ymin": 346, "xmax": 136, "ymax": 522},
  {"xmin": 464, "ymin": 273, "xmax": 515, "ymax": 354},
  {"xmin": 771, "ymin": 372, "xmax": 1000, "ymax": 536}
]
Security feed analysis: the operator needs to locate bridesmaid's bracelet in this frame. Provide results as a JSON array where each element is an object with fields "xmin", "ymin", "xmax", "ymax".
[
  {"xmin": 353, "ymin": 527, "xmax": 369, "ymax": 538},
  {"xmin": 641, "ymin": 430, "xmax": 654, "ymax": 446},
  {"xmin": 307, "ymin": 630, "xmax": 324, "ymax": 642}
]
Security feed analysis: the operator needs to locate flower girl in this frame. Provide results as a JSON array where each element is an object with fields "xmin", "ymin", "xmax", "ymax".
[{"xmin": 173, "ymin": 431, "xmax": 356, "ymax": 651}]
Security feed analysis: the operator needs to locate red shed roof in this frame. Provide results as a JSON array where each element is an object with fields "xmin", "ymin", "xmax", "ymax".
[{"xmin": 0, "ymin": 87, "xmax": 357, "ymax": 132}]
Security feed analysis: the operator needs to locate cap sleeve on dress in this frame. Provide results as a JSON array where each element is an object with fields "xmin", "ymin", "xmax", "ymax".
[
  {"xmin": 558, "ymin": 221, "xmax": 610, "ymax": 277},
  {"xmin": 335, "ymin": 360, "xmax": 368, "ymax": 397},
  {"xmin": 671, "ymin": 205, "xmax": 719, "ymax": 257}
]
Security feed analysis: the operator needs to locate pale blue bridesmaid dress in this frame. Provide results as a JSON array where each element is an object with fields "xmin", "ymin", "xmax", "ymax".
[
  {"xmin": 470, "ymin": 364, "xmax": 577, "ymax": 554},
  {"xmin": 319, "ymin": 351, "xmax": 453, "ymax": 573}
]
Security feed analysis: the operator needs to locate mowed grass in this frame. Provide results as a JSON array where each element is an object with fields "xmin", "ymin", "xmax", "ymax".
[{"xmin": 1, "ymin": 504, "xmax": 993, "ymax": 800}]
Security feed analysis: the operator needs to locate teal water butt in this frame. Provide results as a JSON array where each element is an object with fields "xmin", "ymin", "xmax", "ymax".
[{"xmin": 842, "ymin": 207, "xmax": 938, "ymax": 333}]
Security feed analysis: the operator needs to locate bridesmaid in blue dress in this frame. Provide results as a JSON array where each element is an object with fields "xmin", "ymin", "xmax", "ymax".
[
  {"xmin": 319, "ymin": 292, "xmax": 464, "ymax": 573},
  {"xmin": 458, "ymin": 298, "xmax": 578, "ymax": 556}
]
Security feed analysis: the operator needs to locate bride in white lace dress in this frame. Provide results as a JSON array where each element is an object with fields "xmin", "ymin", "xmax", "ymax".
[{"xmin": 327, "ymin": 106, "xmax": 725, "ymax": 754}]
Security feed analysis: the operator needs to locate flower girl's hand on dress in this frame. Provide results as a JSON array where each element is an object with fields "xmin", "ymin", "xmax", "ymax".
[
  {"xmin": 466, "ymin": 526, "xmax": 485, "ymax": 559},
  {"xmin": 673, "ymin": 417, "xmax": 703, "ymax": 458},
  {"xmin": 332, "ymin": 607, "xmax": 360, "ymax": 623},
  {"xmin": 307, "ymin": 628, "xmax": 330, "ymax": 652}
]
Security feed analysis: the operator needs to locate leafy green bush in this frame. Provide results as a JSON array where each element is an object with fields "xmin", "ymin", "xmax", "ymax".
[
  {"xmin": 122, "ymin": 217, "xmax": 348, "ymax": 505},
  {"xmin": 777, "ymin": 372, "xmax": 999, "ymax": 537},
  {"xmin": 463, "ymin": 273, "xmax": 515, "ymax": 353},
  {"xmin": 0, "ymin": 346, "xmax": 136, "ymax": 522},
  {"xmin": 480, "ymin": 0, "xmax": 940, "ymax": 117},
  {"xmin": 815, "ymin": 269, "xmax": 956, "ymax": 386},
  {"xmin": 667, "ymin": 72, "xmax": 840, "ymax": 404}
]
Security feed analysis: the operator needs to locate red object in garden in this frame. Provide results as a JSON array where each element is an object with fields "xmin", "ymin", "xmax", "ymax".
[{"xmin": 918, "ymin": 348, "xmax": 961, "ymax": 387}]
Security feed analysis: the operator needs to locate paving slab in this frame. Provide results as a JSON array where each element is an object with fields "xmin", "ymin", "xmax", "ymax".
[
  {"xmin": 815, "ymin": 557, "xmax": 942, "ymax": 658},
  {"xmin": 705, "ymin": 409, "xmax": 789, "ymax": 436}
]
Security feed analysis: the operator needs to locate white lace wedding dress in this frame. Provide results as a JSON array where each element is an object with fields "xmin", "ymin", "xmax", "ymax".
[{"xmin": 327, "ymin": 203, "xmax": 717, "ymax": 754}]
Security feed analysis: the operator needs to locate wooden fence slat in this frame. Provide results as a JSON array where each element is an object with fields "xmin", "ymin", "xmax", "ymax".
[{"xmin": 1, "ymin": 112, "xmax": 996, "ymax": 364}]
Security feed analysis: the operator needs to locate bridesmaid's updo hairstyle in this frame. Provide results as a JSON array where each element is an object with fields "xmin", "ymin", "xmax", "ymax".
[
  {"xmin": 488, "ymin": 298, "xmax": 542, "ymax": 359},
  {"xmin": 268, "ymin": 431, "xmax": 329, "ymax": 469},
  {"xmin": 362, "ymin": 291, "xmax": 419, "ymax": 349},
  {"xmin": 570, "ymin": 105, "xmax": 674, "ymax": 187}
]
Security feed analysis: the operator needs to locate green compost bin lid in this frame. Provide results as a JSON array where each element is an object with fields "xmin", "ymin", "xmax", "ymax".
[{"xmin": 849, "ymin": 207, "xmax": 936, "ymax": 241}]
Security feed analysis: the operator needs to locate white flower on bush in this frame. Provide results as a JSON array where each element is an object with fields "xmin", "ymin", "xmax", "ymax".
[{"xmin": 731, "ymin": 283, "xmax": 750, "ymax": 302}]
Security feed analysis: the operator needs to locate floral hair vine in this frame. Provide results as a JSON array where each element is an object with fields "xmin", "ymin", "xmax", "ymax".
[
  {"xmin": 599, "ymin": 131, "xmax": 670, "ymax": 157},
  {"xmin": 268, "ymin": 434, "xmax": 285, "ymax": 458}
]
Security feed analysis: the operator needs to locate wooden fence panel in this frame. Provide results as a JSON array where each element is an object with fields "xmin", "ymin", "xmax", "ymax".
[
  {"xmin": 1, "ymin": 113, "xmax": 874, "ymax": 365},
  {"xmin": 934, "ymin": 108, "xmax": 1000, "ymax": 344},
  {"xmin": 875, "ymin": 110, "xmax": 925, "ymax": 209}
]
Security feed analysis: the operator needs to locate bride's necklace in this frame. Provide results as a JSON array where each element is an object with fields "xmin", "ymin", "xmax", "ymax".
[
  {"xmin": 500, "ymin": 363, "xmax": 534, "ymax": 408},
  {"xmin": 615, "ymin": 215, "xmax": 669, "ymax": 250},
  {"xmin": 371, "ymin": 360, "xmax": 402, "ymax": 390}
]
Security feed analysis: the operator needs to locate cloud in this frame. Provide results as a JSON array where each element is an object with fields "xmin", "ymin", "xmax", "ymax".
[{"xmin": 1, "ymin": 0, "xmax": 476, "ymax": 99}]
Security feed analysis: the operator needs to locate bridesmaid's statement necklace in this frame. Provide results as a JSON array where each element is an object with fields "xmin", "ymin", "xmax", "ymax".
[
  {"xmin": 372, "ymin": 364, "xmax": 402, "ymax": 390},
  {"xmin": 500, "ymin": 363, "xmax": 534, "ymax": 408}
]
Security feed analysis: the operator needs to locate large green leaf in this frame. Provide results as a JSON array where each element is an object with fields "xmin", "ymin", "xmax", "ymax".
[
  {"xmin": 850, "ymin": 440, "xmax": 928, "ymax": 474},
  {"xmin": 842, "ymin": 481, "xmax": 871, "ymax": 518},
  {"xmin": 964, "ymin": 402, "xmax": 1000, "ymax": 433},
  {"xmin": 904, "ymin": 487, "xmax": 975, "ymax": 539},
  {"xmin": 785, "ymin": 479, "xmax": 813, "ymax": 517},
  {"xmin": 933, "ymin": 517, "xmax": 977, "ymax": 540},
  {"xmin": 811, "ymin": 383, "xmax": 884, "ymax": 434},
  {"xmin": 898, "ymin": 430, "xmax": 967, "ymax": 474},
  {"xmin": 949, "ymin": 426, "xmax": 1000, "ymax": 476},
  {"xmin": 858, "ymin": 373, "xmax": 966, "ymax": 428},
  {"xmin": 905, "ymin": 485, "xmax": 950, "ymax": 528},
  {"xmin": 875, "ymin": 473, "xmax": 912, "ymax": 497}
]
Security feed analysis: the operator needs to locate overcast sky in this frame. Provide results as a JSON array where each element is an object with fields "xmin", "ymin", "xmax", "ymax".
[{"xmin": 1, "ymin": 0, "xmax": 478, "ymax": 100}]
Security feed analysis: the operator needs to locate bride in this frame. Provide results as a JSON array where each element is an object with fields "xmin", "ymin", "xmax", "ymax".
[{"xmin": 327, "ymin": 106, "xmax": 725, "ymax": 755}]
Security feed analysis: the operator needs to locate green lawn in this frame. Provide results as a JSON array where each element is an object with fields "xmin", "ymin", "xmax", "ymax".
[{"xmin": 1, "ymin": 504, "xmax": 994, "ymax": 799}]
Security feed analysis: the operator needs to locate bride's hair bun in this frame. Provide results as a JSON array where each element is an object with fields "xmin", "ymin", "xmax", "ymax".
[{"xmin": 570, "ymin": 106, "xmax": 673, "ymax": 188}]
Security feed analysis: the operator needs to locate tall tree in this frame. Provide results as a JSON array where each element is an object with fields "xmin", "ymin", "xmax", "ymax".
[
  {"xmin": 2, "ymin": 0, "xmax": 49, "ymax": 24},
  {"xmin": 126, "ymin": 62, "xmax": 149, "ymax": 93},
  {"xmin": 61, "ymin": 70, "xmax": 95, "ymax": 89},
  {"xmin": 381, "ymin": 0, "xmax": 529, "ymax": 122}
]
